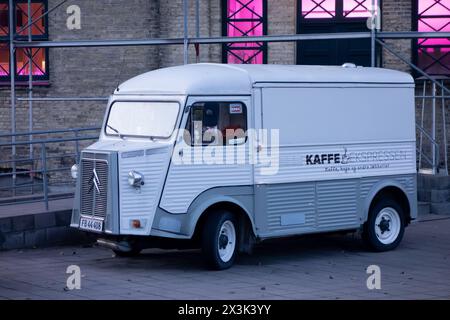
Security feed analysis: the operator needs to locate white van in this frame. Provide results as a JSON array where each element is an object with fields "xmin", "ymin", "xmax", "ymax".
[{"xmin": 71, "ymin": 63, "xmax": 417, "ymax": 270}]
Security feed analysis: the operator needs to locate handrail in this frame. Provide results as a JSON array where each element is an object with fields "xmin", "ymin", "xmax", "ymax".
[
  {"xmin": 0, "ymin": 127, "xmax": 100, "ymax": 138},
  {"xmin": 0, "ymin": 127, "xmax": 101, "ymax": 209},
  {"xmin": 0, "ymin": 135, "xmax": 99, "ymax": 147}
]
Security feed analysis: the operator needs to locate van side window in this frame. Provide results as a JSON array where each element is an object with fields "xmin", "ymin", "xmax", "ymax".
[{"xmin": 184, "ymin": 102, "xmax": 247, "ymax": 146}]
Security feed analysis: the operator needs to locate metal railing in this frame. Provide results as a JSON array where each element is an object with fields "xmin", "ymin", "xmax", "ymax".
[
  {"xmin": 416, "ymin": 78, "xmax": 449, "ymax": 175},
  {"xmin": 0, "ymin": 127, "xmax": 100, "ymax": 209}
]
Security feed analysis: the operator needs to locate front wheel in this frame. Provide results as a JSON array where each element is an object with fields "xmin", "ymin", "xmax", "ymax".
[
  {"xmin": 202, "ymin": 211, "xmax": 238, "ymax": 270},
  {"xmin": 113, "ymin": 247, "xmax": 142, "ymax": 257},
  {"xmin": 363, "ymin": 198, "xmax": 405, "ymax": 251}
]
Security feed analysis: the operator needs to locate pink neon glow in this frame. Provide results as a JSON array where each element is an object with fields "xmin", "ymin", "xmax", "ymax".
[
  {"xmin": 302, "ymin": 0, "xmax": 377, "ymax": 19},
  {"xmin": 344, "ymin": 0, "xmax": 376, "ymax": 18},
  {"xmin": 227, "ymin": 49, "xmax": 263, "ymax": 64},
  {"xmin": 302, "ymin": 0, "xmax": 335, "ymax": 18},
  {"xmin": 419, "ymin": 0, "xmax": 450, "ymax": 15},
  {"xmin": 418, "ymin": 0, "xmax": 450, "ymax": 47},
  {"xmin": 227, "ymin": 0, "xmax": 263, "ymax": 64}
]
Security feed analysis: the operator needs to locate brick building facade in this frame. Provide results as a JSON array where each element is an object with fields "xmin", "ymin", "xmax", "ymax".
[{"xmin": 0, "ymin": 0, "xmax": 446, "ymax": 134}]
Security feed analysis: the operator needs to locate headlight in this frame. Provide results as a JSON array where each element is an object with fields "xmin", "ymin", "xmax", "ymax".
[
  {"xmin": 128, "ymin": 170, "xmax": 145, "ymax": 188},
  {"xmin": 71, "ymin": 164, "xmax": 78, "ymax": 179}
]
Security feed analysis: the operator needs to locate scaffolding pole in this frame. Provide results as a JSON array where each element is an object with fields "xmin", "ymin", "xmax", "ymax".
[
  {"xmin": 370, "ymin": 0, "xmax": 376, "ymax": 67},
  {"xmin": 9, "ymin": 0, "xmax": 16, "ymax": 190},
  {"xmin": 28, "ymin": 0, "xmax": 33, "ymax": 161},
  {"xmin": 183, "ymin": 0, "xmax": 189, "ymax": 65},
  {"xmin": 195, "ymin": 0, "xmax": 200, "ymax": 63}
]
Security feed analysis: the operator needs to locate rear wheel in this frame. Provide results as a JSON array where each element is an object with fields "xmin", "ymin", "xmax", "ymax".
[
  {"xmin": 363, "ymin": 198, "xmax": 405, "ymax": 251},
  {"xmin": 202, "ymin": 211, "xmax": 238, "ymax": 270}
]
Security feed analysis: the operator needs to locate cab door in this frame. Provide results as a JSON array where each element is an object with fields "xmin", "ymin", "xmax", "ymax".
[{"xmin": 159, "ymin": 96, "xmax": 255, "ymax": 215}]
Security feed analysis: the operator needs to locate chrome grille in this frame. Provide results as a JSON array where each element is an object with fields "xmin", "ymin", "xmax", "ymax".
[{"xmin": 80, "ymin": 156, "xmax": 109, "ymax": 218}]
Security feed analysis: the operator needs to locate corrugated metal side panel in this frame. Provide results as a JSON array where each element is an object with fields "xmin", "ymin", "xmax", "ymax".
[
  {"xmin": 360, "ymin": 175, "xmax": 416, "ymax": 198},
  {"xmin": 255, "ymin": 142, "xmax": 416, "ymax": 184},
  {"xmin": 119, "ymin": 150, "xmax": 169, "ymax": 234},
  {"xmin": 160, "ymin": 163, "xmax": 253, "ymax": 213},
  {"xmin": 266, "ymin": 183, "xmax": 315, "ymax": 231},
  {"xmin": 317, "ymin": 180, "xmax": 358, "ymax": 229}
]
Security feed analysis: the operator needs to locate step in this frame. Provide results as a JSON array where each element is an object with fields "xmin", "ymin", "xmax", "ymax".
[
  {"xmin": 430, "ymin": 189, "xmax": 450, "ymax": 203},
  {"xmin": 0, "ymin": 198, "xmax": 92, "ymax": 250},
  {"xmin": 418, "ymin": 201, "xmax": 431, "ymax": 216},
  {"xmin": 417, "ymin": 173, "xmax": 450, "ymax": 190},
  {"xmin": 430, "ymin": 203, "xmax": 450, "ymax": 215}
]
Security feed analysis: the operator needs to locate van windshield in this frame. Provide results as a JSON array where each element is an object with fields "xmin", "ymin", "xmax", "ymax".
[{"xmin": 106, "ymin": 101, "xmax": 179, "ymax": 138}]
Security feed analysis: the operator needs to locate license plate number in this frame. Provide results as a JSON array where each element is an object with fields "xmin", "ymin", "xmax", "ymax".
[{"xmin": 80, "ymin": 217, "xmax": 103, "ymax": 232}]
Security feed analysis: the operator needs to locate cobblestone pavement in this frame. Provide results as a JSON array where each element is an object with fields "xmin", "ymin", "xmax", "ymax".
[{"xmin": 0, "ymin": 218, "xmax": 449, "ymax": 300}]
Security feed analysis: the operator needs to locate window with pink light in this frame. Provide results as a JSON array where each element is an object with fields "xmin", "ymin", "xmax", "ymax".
[
  {"xmin": 416, "ymin": 0, "xmax": 450, "ymax": 75},
  {"xmin": 301, "ymin": 0, "xmax": 377, "ymax": 19},
  {"xmin": 0, "ymin": 44, "xmax": 8, "ymax": 77},
  {"xmin": 343, "ymin": 0, "xmax": 377, "ymax": 18},
  {"xmin": 224, "ymin": 0, "xmax": 266, "ymax": 64},
  {"xmin": 0, "ymin": 1, "xmax": 48, "ymax": 82},
  {"xmin": 16, "ymin": 48, "xmax": 46, "ymax": 76},
  {"xmin": 301, "ymin": 0, "xmax": 336, "ymax": 18}
]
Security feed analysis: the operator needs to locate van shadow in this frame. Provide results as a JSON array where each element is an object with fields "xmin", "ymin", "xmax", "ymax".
[{"xmin": 95, "ymin": 232, "xmax": 367, "ymax": 272}]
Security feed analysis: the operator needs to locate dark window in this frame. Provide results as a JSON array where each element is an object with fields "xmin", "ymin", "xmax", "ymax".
[
  {"xmin": 413, "ymin": 0, "xmax": 450, "ymax": 76},
  {"xmin": 0, "ymin": 0, "xmax": 49, "ymax": 82},
  {"xmin": 184, "ymin": 102, "xmax": 248, "ymax": 146},
  {"xmin": 222, "ymin": 0, "xmax": 267, "ymax": 64},
  {"xmin": 297, "ymin": 0, "xmax": 379, "ymax": 67}
]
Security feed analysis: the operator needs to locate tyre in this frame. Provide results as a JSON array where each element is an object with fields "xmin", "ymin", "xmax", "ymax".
[
  {"xmin": 113, "ymin": 247, "xmax": 142, "ymax": 257},
  {"xmin": 202, "ymin": 211, "xmax": 238, "ymax": 270},
  {"xmin": 363, "ymin": 197, "xmax": 405, "ymax": 251}
]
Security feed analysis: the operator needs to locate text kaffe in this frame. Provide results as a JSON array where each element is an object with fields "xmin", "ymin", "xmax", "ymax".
[{"xmin": 306, "ymin": 154, "xmax": 341, "ymax": 165}]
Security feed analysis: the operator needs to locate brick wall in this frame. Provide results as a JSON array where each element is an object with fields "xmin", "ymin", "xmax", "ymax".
[
  {"xmin": 267, "ymin": 0, "xmax": 296, "ymax": 65},
  {"xmin": 382, "ymin": 0, "xmax": 413, "ymax": 73},
  {"xmin": 0, "ymin": 0, "xmax": 161, "ymax": 135},
  {"xmin": 0, "ymin": 0, "xmax": 430, "ymax": 146}
]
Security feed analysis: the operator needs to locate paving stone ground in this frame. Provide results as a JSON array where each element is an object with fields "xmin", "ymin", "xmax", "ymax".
[{"xmin": 0, "ymin": 218, "xmax": 449, "ymax": 300}]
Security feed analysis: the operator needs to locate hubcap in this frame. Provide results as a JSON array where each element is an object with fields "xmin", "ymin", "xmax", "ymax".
[
  {"xmin": 374, "ymin": 207, "xmax": 401, "ymax": 245},
  {"xmin": 218, "ymin": 220, "xmax": 236, "ymax": 263}
]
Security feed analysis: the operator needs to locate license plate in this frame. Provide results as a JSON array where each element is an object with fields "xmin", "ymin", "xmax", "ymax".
[{"xmin": 79, "ymin": 217, "xmax": 103, "ymax": 233}]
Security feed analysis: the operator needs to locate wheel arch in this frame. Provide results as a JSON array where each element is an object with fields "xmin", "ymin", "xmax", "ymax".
[
  {"xmin": 364, "ymin": 181, "xmax": 413, "ymax": 225},
  {"xmin": 187, "ymin": 188, "xmax": 256, "ymax": 237},
  {"xmin": 187, "ymin": 193, "xmax": 256, "ymax": 253}
]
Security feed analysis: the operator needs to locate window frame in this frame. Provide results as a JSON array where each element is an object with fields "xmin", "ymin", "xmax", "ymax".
[
  {"xmin": 221, "ymin": 0, "xmax": 268, "ymax": 64},
  {"xmin": 184, "ymin": 101, "xmax": 249, "ymax": 147},
  {"xmin": 412, "ymin": 0, "xmax": 450, "ymax": 76},
  {"xmin": 0, "ymin": 0, "xmax": 49, "ymax": 83}
]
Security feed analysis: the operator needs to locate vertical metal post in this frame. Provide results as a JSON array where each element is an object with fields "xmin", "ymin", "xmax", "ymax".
[
  {"xmin": 441, "ymin": 79, "xmax": 448, "ymax": 174},
  {"xmin": 41, "ymin": 143, "xmax": 49, "ymax": 210},
  {"xmin": 75, "ymin": 130, "xmax": 80, "ymax": 163},
  {"xmin": 370, "ymin": 0, "xmax": 376, "ymax": 67},
  {"xmin": 432, "ymin": 81, "xmax": 437, "ymax": 174},
  {"xmin": 9, "ymin": 0, "xmax": 16, "ymax": 192},
  {"xmin": 183, "ymin": 0, "xmax": 189, "ymax": 65},
  {"xmin": 28, "ymin": 0, "xmax": 33, "ymax": 162},
  {"xmin": 418, "ymin": 80, "xmax": 426, "ymax": 170},
  {"xmin": 195, "ymin": 0, "xmax": 200, "ymax": 63}
]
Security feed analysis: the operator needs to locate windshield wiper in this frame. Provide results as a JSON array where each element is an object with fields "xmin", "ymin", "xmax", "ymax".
[{"xmin": 107, "ymin": 125, "xmax": 124, "ymax": 139}]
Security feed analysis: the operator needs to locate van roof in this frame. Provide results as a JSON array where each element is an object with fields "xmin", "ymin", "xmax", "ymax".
[{"xmin": 116, "ymin": 63, "xmax": 414, "ymax": 95}]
